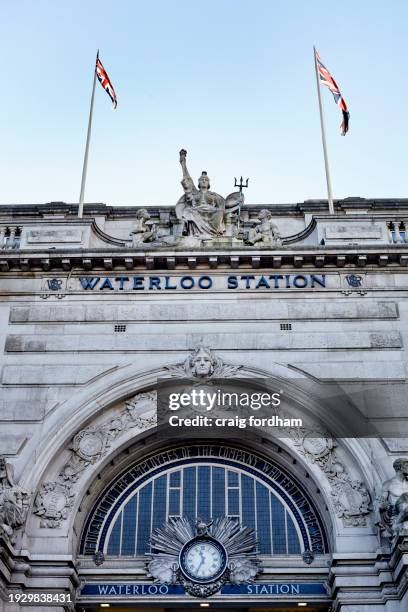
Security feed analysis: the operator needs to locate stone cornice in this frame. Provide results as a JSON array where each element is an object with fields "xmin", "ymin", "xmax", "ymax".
[
  {"xmin": 0, "ymin": 245, "xmax": 408, "ymax": 271},
  {"xmin": 1, "ymin": 198, "xmax": 408, "ymax": 219}
]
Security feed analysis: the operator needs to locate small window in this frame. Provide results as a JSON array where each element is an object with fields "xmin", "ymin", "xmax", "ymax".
[
  {"xmin": 280, "ymin": 323, "xmax": 292, "ymax": 331},
  {"xmin": 114, "ymin": 324, "xmax": 127, "ymax": 332}
]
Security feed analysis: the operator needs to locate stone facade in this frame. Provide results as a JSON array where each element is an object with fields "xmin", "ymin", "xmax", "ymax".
[{"xmin": 0, "ymin": 197, "xmax": 408, "ymax": 611}]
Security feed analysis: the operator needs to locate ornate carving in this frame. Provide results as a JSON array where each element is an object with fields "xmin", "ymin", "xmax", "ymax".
[
  {"xmin": 302, "ymin": 549, "xmax": 315, "ymax": 565},
  {"xmin": 34, "ymin": 482, "xmax": 75, "ymax": 528},
  {"xmin": 290, "ymin": 430, "xmax": 371, "ymax": 526},
  {"xmin": 148, "ymin": 516, "xmax": 260, "ymax": 598},
  {"xmin": 93, "ymin": 550, "xmax": 105, "ymax": 566},
  {"xmin": 176, "ymin": 149, "xmax": 243, "ymax": 244},
  {"xmin": 376, "ymin": 458, "xmax": 408, "ymax": 541},
  {"xmin": 245, "ymin": 209, "xmax": 282, "ymax": 247},
  {"xmin": 130, "ymin": 209, "xmax": 159, "ymax": 245},
  {"xmin": 0, "ymin": 456, "xmax": 31, "ymax": 544},
  {"xmin": 165, "ymin": 345, "xmax": 243, "ymax": 379},
  {"xmin": 72, "ymin": 428, "xmax": 109, "ymax": 463},
  {"xmin": 33, "ymin": 391, "xmax": 157, "ymax": 528}
]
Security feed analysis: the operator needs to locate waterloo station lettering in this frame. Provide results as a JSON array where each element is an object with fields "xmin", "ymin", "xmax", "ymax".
[{"xmin": 78, "ymin": 273, "xmax": 326, "ymax": 291}]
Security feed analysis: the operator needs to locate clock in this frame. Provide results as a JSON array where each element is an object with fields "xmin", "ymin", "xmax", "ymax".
[{"xmin": 179, "ymin": 536, "xmax": 228, "ymax": 584}]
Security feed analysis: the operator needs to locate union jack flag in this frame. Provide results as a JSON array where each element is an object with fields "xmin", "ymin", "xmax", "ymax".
[
  {"xmin": 315, "ymin": 49, "xmax": 349, "ymax": 135},
  {"xmin": 96, "ymin": 57, "xmax": 117, "ymax": 109}
]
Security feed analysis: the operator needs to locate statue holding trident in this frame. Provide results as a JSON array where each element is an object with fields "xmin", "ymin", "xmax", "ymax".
[{"xmin": 176, "ymin": 149, "xmax": 244, "ymax": 242}]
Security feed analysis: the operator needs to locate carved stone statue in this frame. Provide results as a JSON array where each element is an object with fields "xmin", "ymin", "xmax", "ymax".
[
  {"xmin": 0, "ymin": 456, "xmax": 30, "ymax": 544},
  {"xmin": 131, "ymin": 209, "xmax": 158, "ymax": 245},
  {"xmin": 195, "ymin": 518, "xmax": 213, "ymax": 535},
  {"xmin": 176, "ymin": 149, "xmax": 243, "ymax": 242},
  {"xmin": 165, "ymin": 345, "xmax": 243, "ymax": 380},
  {"xmin": 245, "ymin": 209, "xmax": 282, "ymax": 246},
  {"xmin": 190, "ymin": 346, "xmax": 215, "ymax": 378},
  {"xmin": 376, "ymin": 458, "xmax": 408, "ymax": 539}
]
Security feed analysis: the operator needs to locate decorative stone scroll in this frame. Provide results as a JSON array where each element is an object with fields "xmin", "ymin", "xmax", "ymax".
[
  {"xmin": 33, "ymin": 392, "xmax": 157, "ymax": 528},
  {"xmin": 34, "ymin": 482, "xmax": 75, "ymax": 528},
  {"xmin": 289, "ymin": 430, "xmax": 371, "ymax": 526},
  {"xmin": 0, "ymin": 456, "xmax": 31, "ymax": 544}
]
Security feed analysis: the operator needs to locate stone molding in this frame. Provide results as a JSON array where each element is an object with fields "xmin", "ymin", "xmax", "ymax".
[{"xmin": 1, "ymin": 246, "xmax": 408, "ymax": 273}]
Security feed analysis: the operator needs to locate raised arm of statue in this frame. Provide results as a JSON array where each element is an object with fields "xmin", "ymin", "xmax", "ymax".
[{"xmin": 179, "ymin": 149, "xmax": 195, "ymax": 188}]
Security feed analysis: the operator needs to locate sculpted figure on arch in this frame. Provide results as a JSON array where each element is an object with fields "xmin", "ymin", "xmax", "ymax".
[
  {"xmin": 376, "ymin": 458, "xmax": 408, "ymax": 539},
  {"xmin": 0, "ymin": 456, "xmax": 31, "ymax": 544},
  {"xmin": 176, "ymin": 149, "xmax": 243, "ymax": 242}
]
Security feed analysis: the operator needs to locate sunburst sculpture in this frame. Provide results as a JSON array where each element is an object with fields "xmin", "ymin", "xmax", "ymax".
[{"xmin": 147, "ymin": 517, "xmax": 260, "ymax": 598}]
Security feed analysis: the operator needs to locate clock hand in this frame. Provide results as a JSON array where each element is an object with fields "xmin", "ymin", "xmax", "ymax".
[{"xmin": 196, "ymin": 550, "xmax": 206, "ymax": 574}]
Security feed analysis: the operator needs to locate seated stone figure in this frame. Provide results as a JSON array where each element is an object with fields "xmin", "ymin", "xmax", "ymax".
[
  {"xmin": 176, "ymin": 149, "xmax": 243, "ymax": 241},
  {"xmin": 246, "ymin": 209, "xmax": 282, "ymax": 246},
  {"xmin": 130, "ymin": 209, "xmax": 158, "ymax": 246}
]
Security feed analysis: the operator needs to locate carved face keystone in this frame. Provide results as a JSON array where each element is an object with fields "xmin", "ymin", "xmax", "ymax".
[{"xmin": 191, "ymin": 349, "xmax": 214, "ymax": 377}]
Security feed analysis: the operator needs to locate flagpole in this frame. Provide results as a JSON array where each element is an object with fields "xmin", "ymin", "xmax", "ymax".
[
  {"xmin": 78, "ymin": 50, "xmax": 99, "ymax": 219},
  {"xmin": 313, "ymin": 46, "xmax": 334, "ymax": 215}
]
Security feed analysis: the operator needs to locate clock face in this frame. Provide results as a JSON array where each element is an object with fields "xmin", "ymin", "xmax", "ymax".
[{"xmin": 179, "ymin": 536, "xmax": 227, "ymax": 584}]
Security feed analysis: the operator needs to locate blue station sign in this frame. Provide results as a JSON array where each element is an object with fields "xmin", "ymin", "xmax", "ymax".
[
  {"xmin": 76, "ymin": 274, "xmax": 327, "ymax": 291},
  {"xmin": 81, "ymin": 582, "xmax": 328, "ymax": 598}
]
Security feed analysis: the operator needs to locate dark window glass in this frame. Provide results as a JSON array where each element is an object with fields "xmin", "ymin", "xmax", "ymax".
[
  {"xmin": 107, "ymin": 511, "xmax": 122, "ymax": 555},
  {"xmin": 169, "ymin": 489, "xmax": 180, "ymax": 516},
  {"xmin": 271, "ymin": 494, "xmax": 286, "ymax": 554},
  {"xmin": 136, "ymin": 482, "xmax": 152, "ymax": 554},
  {"xmin": 197, "ymin": 466, "xmax": 211, "ymax": 521},
  {"xmin": 227, "ymin": 488, "xmax": 239, "ymax": 515},
  {"xmin": 152, "ymin": 475, "xmax": 167, "ymax": 531},
  {"xmin": 170, "ymin": 471, "xmax": 181, "ymax": 487},
  {"xmin": 121, "ymin": 495, "xmax": 137, "ymax": 555},
  {"xmin": 105, "ymin": 463, "xmax": 303, "ymax": 558},
  {"xmin": 228, "ymin": 471, "xmax": 239, "ymax": 486},
  {"xmin": 287, "ymin": 513, "xmax": 301, "ymax": 554},
  {"xmin": 256, "ymin": 481, "xmax": 271, "ymax": 554},
  {"xmin": 241, "ymin": 474, "xmax": 255, "ymax": 530},
  {"xmin": 183, "ymin": 467, "xmax": 196, "ymax": 520},
  {"xmin": 212, "ymin": 467, "xmax": 225, "ymax": 517}
]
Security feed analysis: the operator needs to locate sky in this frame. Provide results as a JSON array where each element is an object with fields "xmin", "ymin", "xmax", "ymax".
[{"xmin": 1, "ymin": 0, "xmax": 407, "ymax": 207}]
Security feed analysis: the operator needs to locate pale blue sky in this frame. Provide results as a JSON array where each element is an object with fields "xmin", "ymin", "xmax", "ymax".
[{"xmin": 1, "ymin": 0, "xmax": 407, "ymax": 207}]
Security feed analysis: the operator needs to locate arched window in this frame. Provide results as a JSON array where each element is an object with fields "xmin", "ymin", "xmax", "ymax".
[{"xmin": 80, "ymin": 446, "xmax": 328, "ymax": 557}]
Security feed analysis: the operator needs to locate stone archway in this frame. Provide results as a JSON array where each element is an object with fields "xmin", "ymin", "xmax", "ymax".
[{"xmin": 22, "ymin": 347, "xmax": 379, "ymax": 559}]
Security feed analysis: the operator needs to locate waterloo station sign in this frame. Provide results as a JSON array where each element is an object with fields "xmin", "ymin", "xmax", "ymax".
[
  {"xmin": 76, "ymin": 273, "xmax": 328, "ymax": 291},
  {"xmin": 36, "ymin": 272, "xmax": 371, "ymax": 293}
]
